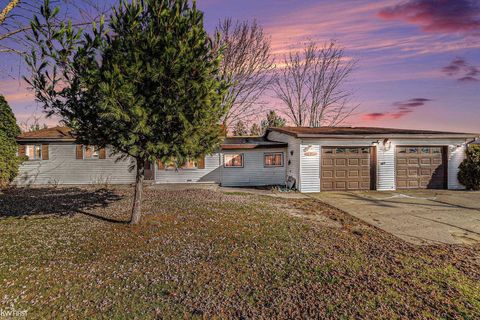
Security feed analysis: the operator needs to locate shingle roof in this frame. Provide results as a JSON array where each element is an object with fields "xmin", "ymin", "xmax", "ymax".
[
  {"xmin": 17, "ymin": 127, "xmax": 75, "ymax": 141},
  {"xmin": 221, "ymin": 136, "xmax": 288, "ymax": 149},
  {"xmin": 16, "ymin": 127, "xmax": 289, "ymax": 149},
  {"xmin": 268, "ymin": 126, "xmax": 478, "ymax": 138}
]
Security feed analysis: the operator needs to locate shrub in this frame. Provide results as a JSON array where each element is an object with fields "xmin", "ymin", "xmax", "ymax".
[{"xmin": 458, "ymin": 144, "xmax": 480, "ymax": 190}]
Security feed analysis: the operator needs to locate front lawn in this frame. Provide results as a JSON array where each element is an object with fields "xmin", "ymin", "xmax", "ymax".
[{"xmin": 0, "ymin": 187, "xmax": 479, "ymax": 319}]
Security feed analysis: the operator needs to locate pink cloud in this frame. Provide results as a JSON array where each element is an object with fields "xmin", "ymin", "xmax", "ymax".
[
  {"xmin": 442, "ymin": 57, "xmax": 480, "ymax": 83},
  {"xmin": 362, "ymin": 112, "xmax": 388, "ymax": 121},
  {"xmin": 379, "ymin": 0, "xmax": 480, "ymax": 34},
  {"xmin": 363, "ymin": 98, "xmax": 432, "ymax": 121}
]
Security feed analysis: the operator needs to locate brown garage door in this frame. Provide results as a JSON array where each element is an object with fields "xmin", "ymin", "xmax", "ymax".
[
  {"xmin": 321, "ymin": 147, "xmax": 372, "ymax": 191},
  {"xmin": 396, "ymin": 146, "xmax": 447, "ymax": 189}
]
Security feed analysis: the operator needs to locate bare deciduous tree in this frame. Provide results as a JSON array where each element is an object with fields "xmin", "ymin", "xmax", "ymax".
[
  {"xmin": 274, "ymin": 41, "xmax": 358, "ymax": 127},
  {"xmin": 215, "ymin": 18, "xmax": 275, "ymax": 130},
  {"xmin": 0, "ymin": 0, "xmax": 111, "ymax": 55}
]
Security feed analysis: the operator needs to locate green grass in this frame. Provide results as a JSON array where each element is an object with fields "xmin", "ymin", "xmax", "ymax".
[{"xmin": 0, "ymin": 187, "xmax": 479, "ymax": 319}]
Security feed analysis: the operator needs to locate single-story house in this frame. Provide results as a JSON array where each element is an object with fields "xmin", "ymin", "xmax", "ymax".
[{"xmin": 15, "ymin": 126, "xmax": 478, "ymax": 192}]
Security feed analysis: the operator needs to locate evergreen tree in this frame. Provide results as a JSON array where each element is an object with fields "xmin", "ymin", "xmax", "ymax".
[
  {"xmin": 232, "ymin": 120, "xmax": 248, "ymax": 136},
  {"xmin": 0, "ymin": 95, "xmax": 21, "ymax": 139},
  {"xmin": 250, "ymin": 123, "xmax": 262, "ymax": 136},
  {"xmin": 260, "ymin": 110, "xmax": 286, "ymax": 133},
  {"xmin": 0, "ymin": 95, "xmax": 22, "ymax": 188},
  {"xmin": 26, "ymin": 0, "xmax": 229, "ymax": 224}
]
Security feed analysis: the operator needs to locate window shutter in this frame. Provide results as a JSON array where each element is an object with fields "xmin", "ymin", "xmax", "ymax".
[
  {"xmin": 198, "ymin": 156, "xmax": 205, "ymax": 169},
  {"xmin": 157, "ymin": 160, "xmax": 164, "ymax": 170},
  {"xmin": 41, "ymin": 144, "xmax": 49, "ymax": 160},
  {"xmin": 18, "ymin": 145, "xmax": 26, "ymax": 157},
  {"xmin": 99, "ymin": 148, "xmax": 107, "ymax": 159},
  {"xmin": 76, "ymin": 145, "xmax": 83, "ymax": 159}
]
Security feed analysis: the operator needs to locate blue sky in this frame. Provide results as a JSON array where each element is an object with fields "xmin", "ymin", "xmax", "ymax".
[{"xmin": 1, "ymin": 0, "xmax": 479, "ymax": 132}]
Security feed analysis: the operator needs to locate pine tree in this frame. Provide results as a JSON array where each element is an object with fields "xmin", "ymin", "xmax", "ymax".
[
  {"xmin": 250, "ymin": 123, "xmax": 262, "ymax": 136},
  {"xmin": 0, "ymin": 95, "xmax": 21, "ymax": 139},
  {"xmin": 0, "ymin": 95, "xmax": 22, "ymax": 188},
  {"xmin": 261, "ymin": 110, "xmax": 286, "ymax": 133},
  {"xmin": 26, "ymin": 0, "xmax": 229, "ymax": 224},
  {"xmin": 232, "ymin": 120, "xmax": 248, "ymax": 136}
]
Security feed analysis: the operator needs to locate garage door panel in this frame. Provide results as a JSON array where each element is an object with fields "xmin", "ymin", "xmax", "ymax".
[
  {"xmin": 348, "ymin": 159, "xmax": 359, "ymax": 166},
  {"xmin": 396, "ymin": 146, "xmax": 446, "ymax": 189},
  {"xmin": 323, "ymin": 158, "xmax": 333, "ymax": 166},
  {"xmin": 335, "ymin": 170, "xmax": 346, "ymax": 178},
  {"xmin": 349, "ymin": 170, "xmax": 359, "ymax": 177},
  {"xmin": 322, "ymin": 170, "xmax": 333, "ymax": 178},
  {"xmin": 321, "ymin": 147, "xmax": 371, "ymax": 191},
  {"xmin": 348, "ymin": 181, "xmax": 359, "ymax": 189},
  {"xmin": 420, "ymin": 158, "xmax": 431, "ymax": 165},
  {"xmin": 322, "ymin": 181, "xmax": 333, "ymax": 190},
  {"xmin": 335, "ymin": 181, "xmax": 346, "ymax": 189}
]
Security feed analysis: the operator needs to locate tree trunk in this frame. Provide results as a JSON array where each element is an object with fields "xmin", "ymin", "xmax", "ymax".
[{"xmin": 130, "ymin": 158, "xmax": 145, "ymax": 225}]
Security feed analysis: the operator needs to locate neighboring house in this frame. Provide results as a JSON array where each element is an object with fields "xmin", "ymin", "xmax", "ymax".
[{"xmin": 15, "ymin": 126, "xmax": 478, "ymax": 192}]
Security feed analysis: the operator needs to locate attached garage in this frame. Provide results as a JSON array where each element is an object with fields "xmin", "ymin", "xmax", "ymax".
[
  {"xmin": 396, "ymin": 146, "xmax": 447, "ymax": 189},
  {"xmin": 321, "ymin": 147, "xmax": 373, "ymax": 191}
]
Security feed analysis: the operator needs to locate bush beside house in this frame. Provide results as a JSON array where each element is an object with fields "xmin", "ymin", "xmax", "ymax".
[
  {"xmin": 458, "ymin": 144, "xmax": 480, "ymax": 190},
  {"xmin": 0, "ymin": 95, "xmax": 23, "ymax": 188}
]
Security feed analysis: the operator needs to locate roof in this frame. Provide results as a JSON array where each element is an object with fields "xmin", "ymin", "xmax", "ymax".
[
  {"xmin": 17, "ymin": 127, "xmax": 75, "ymax": 142},
  {"xmin": 221, "ymin": 137, "xmax": 288, "ymax": 149},
  {"xmin": 267, "ymin": 126, "xmax": 479, "ymax": 139},
  {"xmin": 16, "ymin": 127, "xmax": 288, "ymax": 149}
]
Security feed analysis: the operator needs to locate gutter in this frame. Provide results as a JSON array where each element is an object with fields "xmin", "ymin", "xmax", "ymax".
[
  {"xmin": 293, "ymin": 134, "xmax": 479, "ymax": 139},
  {"xmin": 16, "ymin": 139, "xmax": 77, "ymax": 143}
]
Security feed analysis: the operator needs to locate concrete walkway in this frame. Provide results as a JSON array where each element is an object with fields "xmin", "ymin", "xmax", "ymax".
[{"xmin": 312, "ymin": 190, "xmax": 480, "ymax": 245}]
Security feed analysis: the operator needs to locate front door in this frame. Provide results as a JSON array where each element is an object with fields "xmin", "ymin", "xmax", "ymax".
[{"xmin": 144, "ymin": 161, "xmax": 155, "ymax": 180}]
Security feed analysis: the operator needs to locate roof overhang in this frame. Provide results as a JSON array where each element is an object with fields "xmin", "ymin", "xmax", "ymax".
[
  {"xmin": 221, "ymin": 143, "xmax": 288, "ymax": 150},
  {"xmin": 17, "ymin": 138, "xmax": 76, "ymax": 143},
  {"xmin": 295, "ymin": 134, "xmax": 479, "ymax": 139}
]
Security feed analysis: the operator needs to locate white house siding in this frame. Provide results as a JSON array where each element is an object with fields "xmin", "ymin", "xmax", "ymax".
[
  {"xmin": 220, "ymin": 148, "xmax": 287, "ymax": 187},
  {"xmin": 299, "ymin": 144, "xmax": 320, "ymax": 192},
  {"xmin": 376, "ymin": 140, "xmax": 395, "ymax": 191},
  {"xmin": 267, "ymin": 131, "xmax": 301, "ymax": 188},
  {"xmin": 155, "ymin": 153, "xmax": 222, "ymax": 183},
  {"xmin": 14, "ymin": 143, "xmax": 136, "ymax": 186}
]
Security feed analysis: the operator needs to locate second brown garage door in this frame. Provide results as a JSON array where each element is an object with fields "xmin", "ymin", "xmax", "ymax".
[
  {"xmin": 321, "ymin": 147, "xmax": 372, "ymax": 191},
  {"xmin": 396, "ymin": 146, "xmax": 447, "ymax": 189}
]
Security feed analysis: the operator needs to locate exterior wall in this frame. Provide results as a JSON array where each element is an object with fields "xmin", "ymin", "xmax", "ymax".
[
  {"xmin": 294, "ymin": 137, "xmax": 468, "ymax": 192},
  {"xmin": 267, "ymin": 131, "xmax": 301, "ymax": 189},
  {"xmin": 220, "ymin": 148, "xmax": 287, "ymax": 187},
  {"xmin": 154, "ymin": 153, "xmax": 222, "ymax": 183},
  {"xmin": 14, "ymin": 143, "xmax": 136, "ymax": 185}
]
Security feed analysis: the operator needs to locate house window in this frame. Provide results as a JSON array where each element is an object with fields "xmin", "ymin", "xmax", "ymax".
[
  {"xmin": 264, "ymin": 152, "xmax": 283, "ymax": 167},
  {"xmin": 84, "ymin": 146, "xmax": 99, "ymax": 159},
  {"xmin": 224, "ymin": 153, "xmax": 244, "ymax": 168},
  {"xmin": 26, "ymin": 145, "xmax": 42, "ymax": 160},
  {"xmin": 165, "ymin": 159, "xmax": 198, "ymax": 170}
]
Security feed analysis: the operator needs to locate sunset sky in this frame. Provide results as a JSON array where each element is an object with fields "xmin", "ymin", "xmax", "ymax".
[{"xmin": 1, "ymin": 0, "xmax": 479, "ymax": 132}]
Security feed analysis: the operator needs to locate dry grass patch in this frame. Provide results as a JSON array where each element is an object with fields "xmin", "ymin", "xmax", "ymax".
[{"xmin": 0, "ymin": 186, "xmax": 479, "ymax": 319}]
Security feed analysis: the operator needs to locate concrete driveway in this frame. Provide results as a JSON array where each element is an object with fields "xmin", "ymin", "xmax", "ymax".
[{"xmin": 312, "ymin": 190, "xmax": 480, "ymax": 245}]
